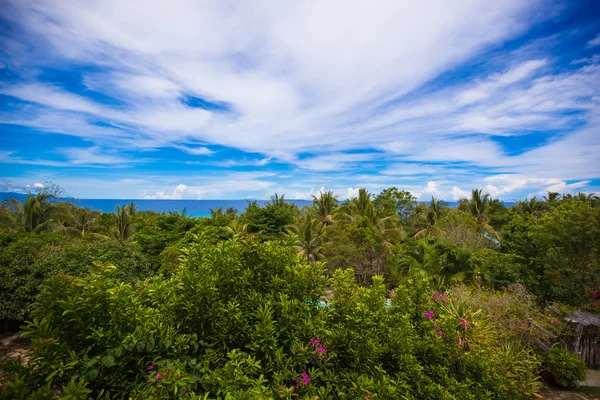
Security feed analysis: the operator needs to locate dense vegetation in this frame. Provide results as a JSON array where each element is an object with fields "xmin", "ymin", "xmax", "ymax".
[{"xmin": 0, "ymin": 184, "xmax": 597, "ymax": 398}]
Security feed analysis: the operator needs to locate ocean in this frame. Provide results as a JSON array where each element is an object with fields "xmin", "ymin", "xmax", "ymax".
[
  {"xmin": 0, "ymin": 193, "xmax": 313, "ymax": 217},
  {"xmin": 0, "ymin": 193, "xmax": 512, "ymax": 217}
]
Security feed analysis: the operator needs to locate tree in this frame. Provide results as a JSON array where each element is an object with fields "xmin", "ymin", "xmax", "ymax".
[
  {"xmin": 529, "ymin": 201, "xmax": 600, "ymax": 304},
  {"xmin": 312, "ymin": 190, "xmax": 338, "ymax": 227},
  {"xmin": 270, "ymin": 193, "xmax": 287, "ymax": 207},
  {"xmin": 62, "ymin": 205, "xmax": 103, "ymax": 239},
  {"xmin": 114, "ymin": 204, "xmax": 135, "ymax": 243},
  {"xmin": 414, "ymin": 197, "xmax": 447, "ymax": 239},
  {"xmin": 516, "ymin": 197, "xmax": 544, "ymax": 216},
  {"xmin": 288, "ymin": 213, "xmax": 323, "ymax": 262},
  {"xmin": 459, "ymin": 189, "xmax": 499, "ymax": 238},
  {"xmin": 226, "ymin": 219, "xmax": 248, "ymax": 237},
  {"xmin": 543, "ymin": 191, "xmax": 561, "ymax": 205},
  {"xmin": 2, "ymin": 191, "xmax": 63, "ymax": 233},
  {"xmin": 373, "ymin": 187, "xmax": 416, "ymax": 220},
  {"xmin": 240, "ymin": 199, "xmax": 297, "ymax": 241}
]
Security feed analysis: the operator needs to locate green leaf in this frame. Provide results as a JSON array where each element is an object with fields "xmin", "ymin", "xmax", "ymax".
[{"xmin": 100, "ymin": 354, "xmax": 115, "ymax": 368}]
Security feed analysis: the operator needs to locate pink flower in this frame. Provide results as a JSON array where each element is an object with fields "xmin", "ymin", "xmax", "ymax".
[
  {"xmin": 56, "ymin": 390, "xmax": 62, "ymax": 396},
  {"xmin": 366, "ymin": 394, "xmax": 371, "ymax": 398},
  {"xmin": 456, "ymin": 338, "xmax": 462, "ymax": 345},
  {"xmin": 310, "ymin": 337, "xmax": 321, "ymax": 347},
  {"xmin": 457, "ymin": 318, "xmax": 470, "ymax": 329},
  {"xmin": 147, "ymin": 365, "xmax": 154, "ymax": 371},
  {"xmin": 552, "ymin": 319, "xmax": 559, "ymax": 325},
  {"xmin": 437, "ymin": 331, "xmax": 443, "ymax": 337},
  {"xmin": 156, "ymin": 373, "xmax": 162, "ymax": 379},
  {"xmin": 423, "ymin": 311, "xmax": 435, "ymax": 319},
  {"xmin": 301, "ymin": 370, "xmax": 310, "ymax": 386}
]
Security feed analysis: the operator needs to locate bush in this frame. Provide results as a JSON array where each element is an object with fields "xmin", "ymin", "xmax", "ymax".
[
  {"xmin": 0, "ymin": 235, "xmax": 545, "ymax": 399},
  {"xmin": 471, "ymin": 249, "xmax": 526, "ymax": 290},
  {"xmin": 0, "ymin": 232, "xmax": 152, "ymax": 321},
  {"xmin": 542, "ymin": 347, "xmax": 587, "ymax": 389}
]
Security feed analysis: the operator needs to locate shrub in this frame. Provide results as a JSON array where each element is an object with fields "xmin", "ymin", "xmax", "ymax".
[
  {"xmin": 542, "ymin": 347, "xmax": 587, "ymax": 389},
  {"xmin": 0, "ymin": 232, "xmax": 152, "ymax": 321},
  {"xmin": 1, "ymin": 236, "xmax": 544, "ymax": 399}
]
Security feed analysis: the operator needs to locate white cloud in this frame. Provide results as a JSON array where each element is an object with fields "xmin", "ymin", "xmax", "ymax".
[
  {"xmin": 0, "ymin": 0, "xmax": 554, "ymax": 157},
  {"xmin": 33, "ymin": 182, "xmax": 44, "ymax": 188},
  {"xmin": 587, "ymin": 33, "xmax": 600, "ymax": 47},
  {"xmin": 291, "ymin": 187, "xmax": 325, "ymax": 200},
  {"xmin": 174, "ymin": 145, "xmax": 214, "ymax": 156},
  {"xmin": 346, "ymin": 187, "xmax": 360, "ymax": 199},
  {"xmin": 450, "ymin": 186, "xmax": 470, "ymax": 200},
  {"xmin": 0, "ymin": 0, "xmax": 598, "ymax": 198}
]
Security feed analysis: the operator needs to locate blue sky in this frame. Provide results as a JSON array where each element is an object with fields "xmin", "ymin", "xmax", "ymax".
[{"xmin": 0, "ymin": 1, "xmax": 599, "ymax": 200}]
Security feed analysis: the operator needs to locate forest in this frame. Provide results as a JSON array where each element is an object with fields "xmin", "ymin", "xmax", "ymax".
[{"xmin": 0, "ymin": 183, "xmax": 599, "ymax": 399}]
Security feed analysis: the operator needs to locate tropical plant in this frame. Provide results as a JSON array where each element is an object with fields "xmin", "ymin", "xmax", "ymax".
[
  {"xmin": 114, "ymin": 203, "xmax": 135, "ymax": 242},
  {"xmin": 61, "ymin": 204, "xmax": 103, "ymax": 239},
  {"xmin": 414, "ymin": 197, "xmax": 447, "ymax": 239},
  {"xmin": 288, "ymin": 213, "xmax": 323, "ymax": 262},
  {"xmin": 2, "ymin": 192, "xmax": 63, "ymax": 233},
  {"xmin": 543, "ymin": 191, "xmax": 561, "ymax": 205},
  {"xmin": 225, "ymin": 219, "xmax": 248, "ymax": 236},
  {"xmin": 270, "ymin": 192, "xmax": 287, "ymax": 207},
  {"xmin": 312, "ymin": 190, "xmax": 338, "ymax": 227},
  {"xmin": 460, "ymin": 189, "xmax": 499, "ymax": 238},
  {"xmin": 541, "ymin": 347, "xmax": 586, "ymax": 389},
  {"xmin": 516, "ymin": 197, "xmax": 544, "ymax": 216}
]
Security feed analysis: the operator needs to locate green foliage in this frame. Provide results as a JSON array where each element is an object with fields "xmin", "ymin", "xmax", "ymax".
[
  {"xmin": 0, "ymin": 233, "xmax": 152, "ymax": 321},
  {"xmin": 542, "ymin": 347, "xmax": 587, "ymax": 389},
  {"xmin": 135, "ymin": 212, "xmax": 198, "ymax": 257},
  {"xmin": 471, "ymin": 249, "xmax": 526, "ymax": 290},
  {"xmin": 373, "ymin": 187, "xmax": 416, "ymax": 220},
  {"xmin": 529, "ymin": 200, "xmax": 600, "ymax": 304},
  {"xmin": 240, "ymin": 199, "xmax": 298, "ymax": 241},
  {"xmin": 2, "ymin": 234, "xmax": 543, "ymax": 399}
]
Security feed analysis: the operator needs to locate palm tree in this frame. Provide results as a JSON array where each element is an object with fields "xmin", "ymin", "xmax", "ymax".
[
  {"xmin": 2, "ymin": 192, "xmax": 61, "ymax": 233},
  {"xmin": 270, "ymin": 193, "xmax": 287, "ymax": 207},
  {"xmin": 345, "ymin": 189, "xmax": 403, "ymax": 246},
  {"xmin": 312, "ymin": 190, "xmax": 338, "ymax": 227},
  {"xmin": 210, "ymin": 207, "xmax": 224, "ymax": 220},
  {"xmin": 225, "ymin": 207, "xmax": 237, "ymax": 219},
  {"xmin": 114, "ymin": 204, "xmax": 135, "ymax": 242},
  {"xmin": 226, "ymin": 219, "xmax": 248, "ymax": 236},
  {"xmin": 516, "ymin": 197, "xmax": 543, "ymax": 216},
  {"xmin": 462, "ymin": 189, "xmax": 499, "ymax": 238},
  {"xmin": 288, "ymin": 213, "xmax": 323, "ymax": 263},
  {"xmin": 543, "ymin": 191, "xmax": 561, "ymax": 204},
  {"xmin": 393, "ymin": 241, "xmax": 470, "ymax": 289},
  {"xmin": 414, "ymin": 197, "xmax": 447, "ymax": 239},
  {"xmin": 63, "ymin": 205, "xmax": 101, "ymax": 238}
]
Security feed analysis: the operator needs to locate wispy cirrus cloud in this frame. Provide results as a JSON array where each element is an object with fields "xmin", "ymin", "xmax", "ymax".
[{"xmin": 0, "ymin": 1, "xmax": 598, "ymax": 199}]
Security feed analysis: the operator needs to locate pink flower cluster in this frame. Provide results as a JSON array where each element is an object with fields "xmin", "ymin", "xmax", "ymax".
[
  {"xmin": 310, "ymin": 337, "xmax": 327, "ymax": 359},
  {"xmin": 457, "ymin": 317, "xmax": 470, "ymax": 329},
  {"xmin": 147, "ymin": 365, "xmax": 162, "ymax": 380},
  {"xmin": 552, "ymin": 319, "xmax": 559, "ymax": 325},
  {"xmin": 293, "ymin": 370, "xmax": 310, "ymax": 390},
  {"xmin": 423, "ymin": 311, "xmax": 435, "ymax": 319},
  {"xmin": 432, "ymin": 291, "xmax": 447, "ymax": 303},
  {"xmin": 52, "ymin": 384, "xmax": 61, "ymax": 396}
]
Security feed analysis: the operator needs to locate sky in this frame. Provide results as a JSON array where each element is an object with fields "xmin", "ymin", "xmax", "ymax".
[{"xmin": 0, "ymin": 1, "xmax": 599, "ymax": 201}]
